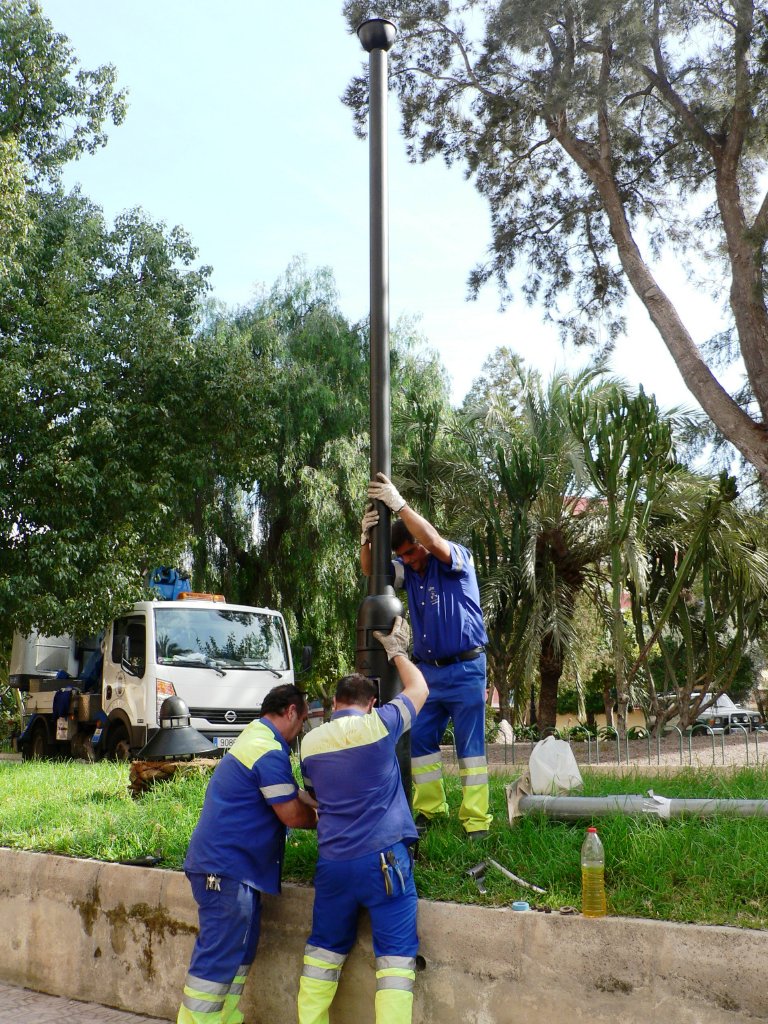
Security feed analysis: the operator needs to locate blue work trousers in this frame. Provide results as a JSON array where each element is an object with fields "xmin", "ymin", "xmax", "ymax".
[
  {"xmin": 298, "ymin": 841, "xmax": 418, "ymax": 1024},
  {"xmin": 411, "ymin": 655, "xmax": 491, "ymax": 832},
  {"xmin": 177, "ymin": 873, "xmax": 261, "ymax": 1024}
]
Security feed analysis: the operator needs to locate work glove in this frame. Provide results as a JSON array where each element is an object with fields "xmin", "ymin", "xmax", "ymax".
[
  {"xmin": 360, "ymin": 505, "xmax": 380, "ymax": 546},
  {"xmin": 373, "ymin": 615, "xmax": 411, "ymax": 662},
  {"xmin": 368, "ymin": 472, "xmax": 406, "ymax": 513}
]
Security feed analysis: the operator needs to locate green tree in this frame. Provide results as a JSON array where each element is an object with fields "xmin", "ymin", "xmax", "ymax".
[
  {"xmin": 0, "ymin": 0, "xmax": 126, "ymax": 178},
  {"xmin": 0, "ymin": 5, "xmax": 272, "ymax": 641},
  {"xmin": 626, "ymin": 472, "xmax": 768, "ymax": 732},
  {"xmin": 0, "ymin": 189, "xmax": 216, "ymax": 635},
  {"xmin": 569, "ymin": 384, "xmax": 676, "ymax": 734},
  {"xmin": 187, "ymin": 262, "xmax": 453, "ymax": 685},
  {"xmin": 344, "ymin": 0, "xmax": 768, "ymax": 480},
  {"xmin": 460, "ymin": 346, "xmax": 526, "ymax": 417},
  {"xmin": 423, "ymin": 360, "xmax": 615, "ymax": 732},
  {"xmin": 0, "ymin": 137, "xmax": 29, "ymax": 279}
]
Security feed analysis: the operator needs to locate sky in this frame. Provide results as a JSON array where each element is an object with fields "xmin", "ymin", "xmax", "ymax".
[{"xmin": 39, "ymin": 0, "xmax": 726, "ymax": 410}]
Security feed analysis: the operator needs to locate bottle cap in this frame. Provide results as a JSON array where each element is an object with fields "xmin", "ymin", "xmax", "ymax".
[
  {"xmin": 511, "ymin": 901, "xmax": 530, "ymax": 912},
  {"xmin": 587, "ymin": 826, "xmax": 597, "ymax": 833}
]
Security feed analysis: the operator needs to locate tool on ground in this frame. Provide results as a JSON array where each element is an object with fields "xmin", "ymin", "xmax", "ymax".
[
  {"xmin": 386, "ymin": 850, "xmax": 405, "ymax": 891},
  {"xmin": 466, "ymin": 862, "xmax": 487, "ymax": 894},
  {"xmin": 380, "ymin": 852, "xmax": 393, "ymax": 895},
  {"xmin": 118, "ymin": 853, "xmax": 163, "ymax": 868},
  {"xmin": 486, "ymin": 857, "xmax": 546, "ymax": 895}
]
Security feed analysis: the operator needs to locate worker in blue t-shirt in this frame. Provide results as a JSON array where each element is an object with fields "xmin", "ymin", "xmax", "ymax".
[
  {"xmin": 361, "ymin": 473, "xmax": 492, "ymax": 841},
  {"xmin": 177, "ymin": 684, "xmax": 317, "ymax": 1024},
  {"xmin": 297, "ymin": 616, "xmax": 428, "ymax": 1024}
]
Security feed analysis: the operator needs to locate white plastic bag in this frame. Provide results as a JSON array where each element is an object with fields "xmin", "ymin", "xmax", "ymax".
[{"xmin": 528, "ymin": 735, "xmax": 583, "ymax": 795}]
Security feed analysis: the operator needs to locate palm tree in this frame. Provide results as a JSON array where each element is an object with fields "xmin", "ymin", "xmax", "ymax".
[
  {"xmin": 626, "ymin": 471, "xmax": 768, "ymax": 733},
  {"xmin": 434, "ymin": 363, "xmax": 617, "ymax": 732},
  {"xmin": 398, "ymin": 351, "xmax": 768, "ymax": 739},
  {"xmin": 568, "ymin": 385, "xmax": 679, "ymax": 734}
]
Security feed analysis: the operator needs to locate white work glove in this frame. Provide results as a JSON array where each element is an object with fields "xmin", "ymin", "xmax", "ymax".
[
  {"xmin": 368, "ymin": 472, "xmax": 406, "ymax": 513},
  {"xmin": 373, "ymin": 616, "xmax": 411, "ymax": 662},
  {"xmin": 360, "ymin": 505, "xmax": 380, "ymax": 547}
]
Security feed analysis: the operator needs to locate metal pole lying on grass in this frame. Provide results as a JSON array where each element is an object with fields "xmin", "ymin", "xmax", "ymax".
[{"xmin": 515, "ymin": 794, "xmax": 768, "ymax": 820}]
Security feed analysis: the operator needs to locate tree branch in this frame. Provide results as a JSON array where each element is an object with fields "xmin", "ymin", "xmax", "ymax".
[
  {"xmin": 721, "ymin": 0, "xmax": 754, "ymax": 172},
  {"xmin": 753, "ymin": 187, "xmax": 768, "ymax": 238},
  {"xmin": 637, "ymin": 0, "xmax": 720, "ymax": 160},
  {"xmin": 406, "ymin": 22, "xmax": 503, "ymax": 102},
  {"xmin": 596, "ymin": 28, "xmax": 613, "ymax": 165}
]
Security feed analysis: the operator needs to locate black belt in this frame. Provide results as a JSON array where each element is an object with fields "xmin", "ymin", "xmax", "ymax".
[{"xmin": 415, "ymin": 646, "xmax": 485, "ymax": 668}]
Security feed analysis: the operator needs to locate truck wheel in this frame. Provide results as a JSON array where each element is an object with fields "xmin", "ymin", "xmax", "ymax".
[
  {"xmin": 106, "ymin": 722, "xmax": 131, "ymax": 761},
  {"xmin": 23, "ymin": 722, "xmax": 50, "ymax": 760}
]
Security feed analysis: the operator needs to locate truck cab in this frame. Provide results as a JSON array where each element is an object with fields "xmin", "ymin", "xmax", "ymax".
[{"xmin": 11, "ymin": 594, "xmax": 295, "ymax": 760}]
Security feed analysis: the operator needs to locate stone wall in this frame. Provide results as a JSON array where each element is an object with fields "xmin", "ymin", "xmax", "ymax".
[{"xmin": 0, "ymin": 848, "xmax": 765, "ymax": 1022}]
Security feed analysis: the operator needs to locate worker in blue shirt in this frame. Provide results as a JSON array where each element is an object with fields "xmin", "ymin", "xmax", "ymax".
[
  {"xmin": 177, "ymin": 684, "xmax": 318, "ymax": 1024},
  {"xmin": 297, "ymin": 616, "xmax": 428, "ymax": 1024},
  {"xmin": 361, "ymin": 473, "xmax": 492, "ymax": 840}
]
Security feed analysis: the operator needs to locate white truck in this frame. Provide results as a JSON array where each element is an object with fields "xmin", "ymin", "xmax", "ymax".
[{"xmin": 10, "ymin": 593, "xmax": 301, "ymax": 761}]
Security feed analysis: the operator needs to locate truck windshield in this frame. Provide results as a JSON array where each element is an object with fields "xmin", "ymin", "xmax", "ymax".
[{"xmin": 154, "ymin": 608, "xmax": 289, "ymax": 671}]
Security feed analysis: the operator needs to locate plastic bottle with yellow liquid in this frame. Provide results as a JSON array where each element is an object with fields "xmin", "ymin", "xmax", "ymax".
[{"xmin": 580, "ymin": 826, "xmax": 607, "ymax": 918}]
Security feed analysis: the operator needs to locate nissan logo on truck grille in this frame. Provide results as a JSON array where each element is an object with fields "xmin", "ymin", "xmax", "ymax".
[{"xmin": 188, "ymin": 708, "xmax": 261, "ymax": 725}]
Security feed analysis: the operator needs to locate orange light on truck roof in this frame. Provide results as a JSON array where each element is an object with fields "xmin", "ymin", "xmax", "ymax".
[{"xmin": 176, "ymin": 592, "xmax": 226, "ymax": 602}]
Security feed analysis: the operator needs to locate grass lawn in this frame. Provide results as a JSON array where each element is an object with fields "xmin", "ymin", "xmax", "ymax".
[{"xmin": 1, "ymin": 759, "xmax": 767, "ymax": 929}]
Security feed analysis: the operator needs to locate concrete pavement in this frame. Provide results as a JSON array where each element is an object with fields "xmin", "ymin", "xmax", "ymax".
[{"xmin": 0, "ymin": 982, "xmax": 172, "ymax": 1023}]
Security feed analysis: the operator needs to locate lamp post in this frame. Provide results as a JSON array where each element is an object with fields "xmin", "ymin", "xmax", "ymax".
[{"xmin": 354, "ymin": 17, "xmax": 410, "ymax": 800}]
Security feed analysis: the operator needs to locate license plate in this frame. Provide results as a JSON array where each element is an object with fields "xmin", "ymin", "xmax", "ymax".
[{"xmin": 213, "ymin": 736, "xmax": 236, "ymax": 749}]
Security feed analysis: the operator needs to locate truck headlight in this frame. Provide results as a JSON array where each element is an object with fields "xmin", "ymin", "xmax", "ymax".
[{"xmin": 156, "ymin": 679, "xmax": 176, "ymax": 724}]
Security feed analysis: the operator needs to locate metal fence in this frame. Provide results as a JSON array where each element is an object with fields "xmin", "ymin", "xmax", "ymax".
[{"xmin": 441, "ymin": 726, "xmax": 768, "ymax": 769}]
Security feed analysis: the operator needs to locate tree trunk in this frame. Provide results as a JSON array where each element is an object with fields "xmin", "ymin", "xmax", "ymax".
[
  {"xmin": 552, "ymin": 124, "xmax": 768, "ymax": 481},
  {"xmin": 191, "ymin": 492, "xmax": 208, "ymax": 592},
  {"xmin": 602, "ymin": 678, "xmax": 614, "ymax": 730},
  {"xmin": 528, "ymin": 682, "xmax": 537, "ymax": 728},
  {"xmin": 489, "ymin": 646, "xmax": 515, "ymax": 725},
  {"xmin": 538, "ymin": 635, "xmax": 562, "ymax": 733}
]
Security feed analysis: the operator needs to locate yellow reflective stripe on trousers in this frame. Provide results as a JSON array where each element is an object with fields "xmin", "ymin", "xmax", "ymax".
[
  {"xmin": 412, "ymin": 775, "xmax": 448, "ymax": 817},
  {"xmin": 412, "ymin": 753, "xmax": 442, "ymax": 782},
  {"xmin": 177, "ymin": 968, "xmax": 249, "ymax": 1024},
  {"xmin": 298, "ymin": 945, "xmax": 346, "ymax": 1024},
  {"xmin": 412, "ymin": 753, "xmax": 448, "ymax": 817},
  {"xmin": 221, "ymin": 964, "xmax": 249, "ymax": 1024},
  {"xmin": 459, "ymin": 764, "xmax": 489, "ymax": 787},
  {"xmin": 374, "ymin": 986, "xmax": 415, "ymax": 1024},
  {"xmin": 375, "ymin": 957, "xmax": 416, "ymax": 1024},
  {"xmin": 457, "ymin": 773, "xmax": 492, "ymax": 832},
  {"xmin": 375, "ymin": 970, "xmax": 416, "ymax": 991},
  {"xmin": 178, "ymin": 984, "xmax": 226, "ymax": 1023}
]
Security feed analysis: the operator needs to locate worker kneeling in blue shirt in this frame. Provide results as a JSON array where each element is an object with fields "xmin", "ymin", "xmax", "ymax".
[
  {"xmin": 178, "ymin": 684, "xmax": 318, "ymax": 1024},
  {"xmin": 298, "ymin": 616, "xmax": 428, "ymax": 1024}
]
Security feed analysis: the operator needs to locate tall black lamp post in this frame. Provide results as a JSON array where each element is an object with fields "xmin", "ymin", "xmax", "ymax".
[{"xmin": 354, "ymin": 17, "xmax": 410, "ymax": 799}]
